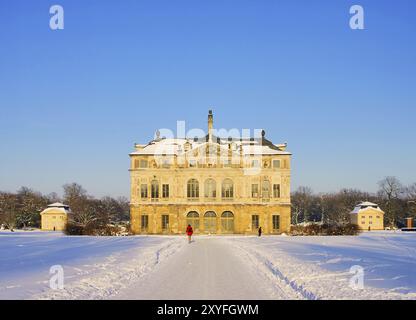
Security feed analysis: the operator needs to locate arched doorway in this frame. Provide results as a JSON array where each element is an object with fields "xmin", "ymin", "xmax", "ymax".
[
  {"xmin": 221, "ymin": 211, "xmax": 234, "ymax": 233},
  {"xmin": 204, "ymin": 211, "xmax": 217, "ymax": 234},
  {"xmin": 186, "ymin": 211, "xmax": 200, "ymax": 232}
]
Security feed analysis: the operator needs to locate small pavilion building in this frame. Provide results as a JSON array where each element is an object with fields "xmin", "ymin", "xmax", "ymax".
[
  {"xmin": 40, "ymin": 203, "xmax": 70, "ymax": 231},
  {"xmin": 350, "ymin": 201, "xmax": 384, "ymax": 231}
]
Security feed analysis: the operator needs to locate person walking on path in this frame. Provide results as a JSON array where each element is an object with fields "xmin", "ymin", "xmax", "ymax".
[
  {"xmin": 258, "ymin": 227, "xmax": 262, "ymax": 237},
  {"xmin": 186, "ymin": 224, "xmax": 194, "ymax": 243}
]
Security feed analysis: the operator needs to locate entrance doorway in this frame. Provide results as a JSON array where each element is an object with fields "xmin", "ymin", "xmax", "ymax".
[
  {"xmin": 204, "ymin": 211, "xmax": 217, "ymax": 234},
  {"xmin": 221, "ymin": 211, "xmax": 234, "ymax": 233},
  {"xmin": 186, "ymin": 211, "xmax": 200, "ymax": 232}
]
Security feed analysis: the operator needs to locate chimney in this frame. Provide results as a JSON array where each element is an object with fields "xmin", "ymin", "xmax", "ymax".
[{"xmin": 208, "ymin": 110, "xmax": 213, "ymax": 142}]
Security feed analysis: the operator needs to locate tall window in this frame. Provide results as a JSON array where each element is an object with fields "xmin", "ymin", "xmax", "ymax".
[
  {"xmin": 273, "ymin": 184, "xmax": 281, "ymax": 198},
  {"xmin": 141, "ymin": 215, "xmax": 149, "ymax": 231},
  {"xmin": 162, "ymin": 215, "xmax": 169, "ymax": 230},
  {"xmin": 151, "ymin": 180, "xmax": 159, "ymax": 199},
  {"xmin": 222, "ymin": 179, "xmax": 234, "ymax": 199},
  {"xmin": 252, "ymin": 215, "xmax": 259, "ymax": 230},
  {"xmin": 162, "ymin": 184, "xmax": 170, "ymax": 198},
  {"xmin": 272, "ymin": 215, "xmax": 280, "ymax": 231},
  {"xmin": 251, "ymin": 184, "xmax": 259, "ymax": 198},
  {"xmin": 187, "ymin": 179, "xmax": 199, "ymax": 198},
  {"xmin": 204, "ymin": 179, "xmax": 216, "ymax": 198},
  {"xmin": 262, "ymin": 180, "xmax": 270, "ymax": 199},
  {"xmin": 140, "ymin": 184, "xmax": 148, "ymax": 199}
]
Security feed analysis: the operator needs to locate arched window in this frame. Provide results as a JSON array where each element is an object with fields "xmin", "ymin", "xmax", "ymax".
[
  {"xmin": 204, "ymin": 211, "xmax": 217, "ymax": 234},
  {"xmin": 222, "ymin": 179, "xmax": 234, "ymax": 198},
  {"xmin": 204, "ymin": 179, "xmax": 216, "ymax": 198},
  {"xmin": 262, "ymin": 179, "xmax": 270, "ymax": 199},
  {"xmin": 186, "ymin": 211, "xmax": 200, "ymax": 231},
  {"xmin": 151, "ymin": 180, "xmax": 159, "ymax": 199},
  {"xmin": 187, "ymin": 179, "xmax": 199, "ymax": 198},
  {"xmin": 221, "ymin": 211, "xmax": 234, "ymax": 233}
]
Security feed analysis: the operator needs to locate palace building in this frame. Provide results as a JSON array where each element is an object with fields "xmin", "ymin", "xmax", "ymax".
[{"xmin": 129, "ymin": 111, "xmax": 292, "ymax": 235}]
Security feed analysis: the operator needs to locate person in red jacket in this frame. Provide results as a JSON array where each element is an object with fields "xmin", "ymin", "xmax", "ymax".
[{"xmin": 186, "ymin": 224, "xmax": 193, "ymax": 244}]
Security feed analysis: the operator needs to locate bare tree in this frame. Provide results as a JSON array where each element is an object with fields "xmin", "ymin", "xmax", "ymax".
[
  {"xmin": 0, "ymin": 192, "xmax": 19, "ymax": 231},
  {"xmin": 291, "ymin": 186, "xmax": 314, "ymax": 224},
  {"xmin": 378, "ymin": 176, "xmax": 403, "ymax": 228},
  {"xmin": 16, "ymin": 187, "xmax": 47, "ymax": 228}
]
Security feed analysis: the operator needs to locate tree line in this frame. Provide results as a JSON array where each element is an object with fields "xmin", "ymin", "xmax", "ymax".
[
  {"xmin": 1, "ymin": 177, "xmax": 415, "ymax": 232},
  {"xmin": 0, "ymin": 183, "xmax": 129, "ymax": 231},
  {"xmin": 292, "ymin": 177, "xmax": 416, "ymax": 228}
]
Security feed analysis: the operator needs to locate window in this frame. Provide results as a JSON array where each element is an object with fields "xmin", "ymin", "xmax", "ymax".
[
  {"xmin": 204, "ymin": 179, "xmax": 216, "ymax": 198},
  {"xmin": 262, "ymin": 180, "xmax": 270, "ymax": 199},
  {"xmin": 252, "ymin": 215, "xmax": 259, "ymax": 230},
  {"xmin": 273, "ymin": 184, "xmax": 281, "ymax": 198},
  {"xmin": 135, "ymin": 159, "xmax": 148, "ymax": 168},
  {"xmin": 221, "ymin": 211, "xmax": 234, "ymax": 233},
  {"xmin": 187, "ymin": 179, "xmax": 199, "ymax": 198},
  {"xmin": 140, "ymin": 184, "xmax": 148, "ymax": 199},
  {"xmin": 162, "ymin": 184, "xmax": 169, "ymax": 198},
  {"xmin": 162, "ymin": 215, "xmax": 169, "ymax": 230},
  {"xmin": 151, "ymin": 180, "xmax": 159, "ymax": 199},
  {"xmin": 141, "ymin": 215, "xmax": 149, "ymax": 230},
  {"xmin": 187, "ymin": 211, "xmax": 200, "ymax": 231},
  {"xmin": 252, "ymin": 184, "xmax": 259, "ymax": 198},
  {"xmin": 273, "ymin": 159, "xmax": 281, "ymax": 169},
  {"xmin": 272, "ymin": 215, "xmax": 280, "ymax": 231},
  {"xmin": 222, "ymin": 179, "xmax": 234, "ymax": 198},
  {"xmin": 140, "ymin": 160, "xmax": 148, "ymax": 168}
]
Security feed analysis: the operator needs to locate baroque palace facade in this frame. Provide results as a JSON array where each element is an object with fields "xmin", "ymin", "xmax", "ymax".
[{"xmin": 130, "ymin": 111, "xmax": 292, "ymax": 235}]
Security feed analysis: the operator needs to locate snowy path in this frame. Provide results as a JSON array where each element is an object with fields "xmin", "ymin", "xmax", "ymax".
[
  {"xmin": 114, "ymin": 237, "xmax": 292, "ymax": 300},
  {"xmin": 1, "ymin": 231, "xmax": 415, "ymax": 300}
]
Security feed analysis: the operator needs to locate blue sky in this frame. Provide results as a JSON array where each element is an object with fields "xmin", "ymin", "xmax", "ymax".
[{"xmin": 0, "ymin": 0, "xmax": 415, "ymax": 198}]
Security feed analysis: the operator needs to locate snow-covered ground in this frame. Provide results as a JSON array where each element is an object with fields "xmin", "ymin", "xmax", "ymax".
[
  {"xmin": 0, "ymin": 231, "xmax": 184, "ymax": 299},
  {"xmin": 0, "ymin": 231, "xmax": 415, "ymax": 300}
]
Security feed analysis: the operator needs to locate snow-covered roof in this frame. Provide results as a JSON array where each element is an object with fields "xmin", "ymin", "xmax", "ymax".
[
  {"xmin": 130, "ymin": 138, "xmax": 290, "ymax": 156},
  {"xmin": 131, "ymin": 112, "xmax": 290, "ymax": 158},
  {"xmin": 47, "ymin": 202, "xmax": 69, "ymax": 208},
  {"xmin": 350, "ymin": 202, "xmax": 384, "ymax": 215},
  {"xmin": 41, "ymin": 207, "xmax": 70, "ymax": 215},
  {"xmin": 41, "ymin": 203, "xmax": 71, "ymax": 215}
]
